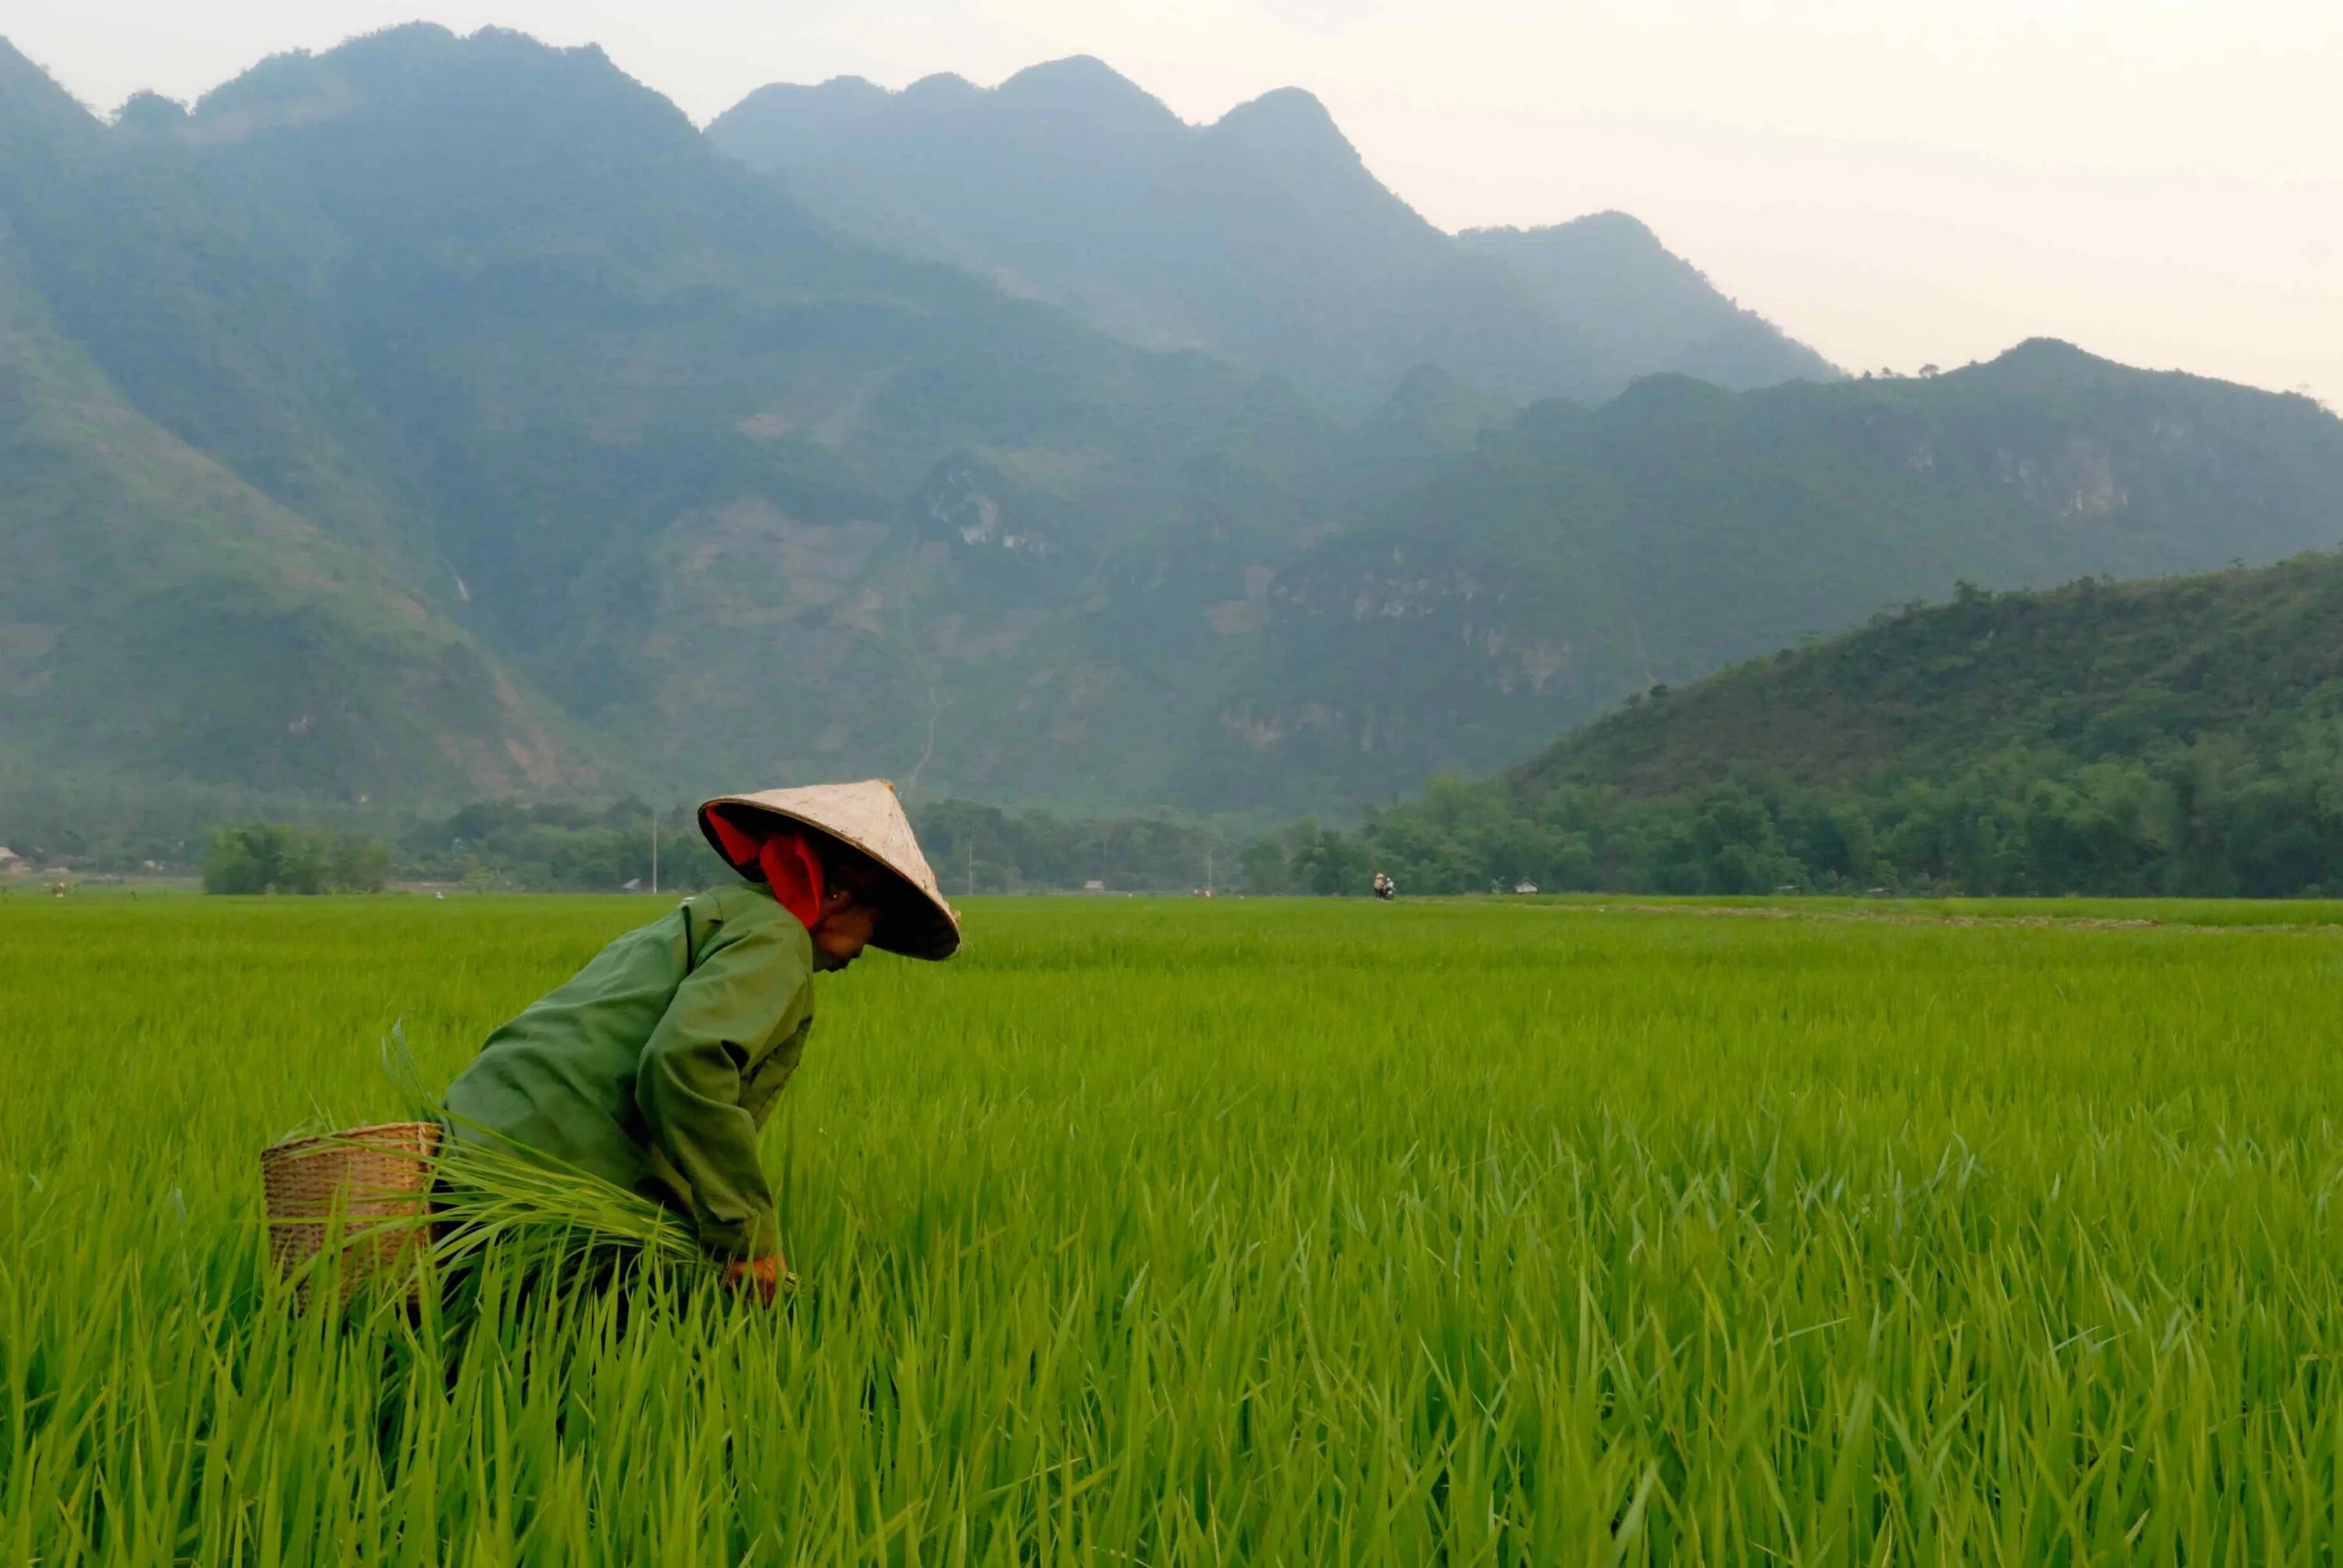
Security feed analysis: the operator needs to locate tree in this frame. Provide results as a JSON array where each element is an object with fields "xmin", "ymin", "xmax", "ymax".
[{"xmin": 202, "ymin": 823, "xmax": 390, "ymax": 893}]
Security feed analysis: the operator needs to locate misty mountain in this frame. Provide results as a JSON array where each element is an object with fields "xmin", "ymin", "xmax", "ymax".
[
  {"xmin": 706, "ymin": 59, "xmax": 1836, "ymax": 413},
  {"xmin": 0, "ymin": 27, "xmax": 1486, "ymax": 810},
  {"xmin": 4, "ymin": 27, "xmax": 2338, "ymax": 824},
  {"xmin": 1186, "ymin": 342, "xmax": 2343, "ymax": 806},
  {"xmin": 0, "ymin": 37, "xmax": 590, "ymax": 804},
  {"xmin": 1458, "ymin": 216, "xmax": 1838, "ymax": 394}
]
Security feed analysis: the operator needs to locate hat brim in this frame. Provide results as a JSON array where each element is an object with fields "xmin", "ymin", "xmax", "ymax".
[{"xmin": 698, "ymin": 798, "xmax": 961, "ymax": 960}]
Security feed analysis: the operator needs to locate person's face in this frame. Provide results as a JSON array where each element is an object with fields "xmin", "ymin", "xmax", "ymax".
[{"xmin": 808, "ymin": 892, "xmax": 881, "ymax": 970}]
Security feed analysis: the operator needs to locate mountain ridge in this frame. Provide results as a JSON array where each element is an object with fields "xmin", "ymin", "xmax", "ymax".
[
  {"xmin": 1459, "ymin": 215, "xmax": 1841, "ymax": 391},
  {"xmin": 5, "ymin": 27, "xmax": 2341, "ymax": 825},
  {"xmin": 707, "ymin": 55, "xmax": 1834, "ymax": 412},
  {"xmin": 0, "ymin": 27, "xmax": 1432, "ymax": 811},
  {"xmin": 1184, "ymin": 339, "xmax": 2343, "ymax": 807}
]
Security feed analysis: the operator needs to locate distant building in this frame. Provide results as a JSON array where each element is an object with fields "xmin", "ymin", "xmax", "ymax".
[
  {"xmin": 0, "ymin": 846, "xmax": 21, "ymax": 871},
  {"xmin": 1082, "ymin": 878, "xmax": 1106, "ymax": 893},
  {"xmin": 1513, "ymin": 878, "xmax": 1539, "ymax": 895}
]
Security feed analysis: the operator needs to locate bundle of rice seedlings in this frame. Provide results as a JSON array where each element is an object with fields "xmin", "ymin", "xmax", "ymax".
[
  {"xmin": 367, "ymin": 1022, "xmax": 745, "ymax": 1313},
  {"xmin": 426, "ymin": 1128, "xmax": 708, "ymax": 1278}
]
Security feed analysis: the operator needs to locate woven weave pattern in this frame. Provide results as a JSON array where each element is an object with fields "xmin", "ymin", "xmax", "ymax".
[{"xmin": 259, "ymin": 1121, "xmax": 440, "ymax": 1302}]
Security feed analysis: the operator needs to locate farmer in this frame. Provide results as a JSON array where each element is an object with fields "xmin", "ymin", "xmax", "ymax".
[{"xmin": 440, "ymin": 781, "xmax": 960, "ymax": 1303}]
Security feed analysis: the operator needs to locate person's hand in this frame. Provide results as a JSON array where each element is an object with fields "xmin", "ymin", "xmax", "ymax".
[{"xmin": 725, "ymin": 1252, "xmax": 788, "ymax": 1305}]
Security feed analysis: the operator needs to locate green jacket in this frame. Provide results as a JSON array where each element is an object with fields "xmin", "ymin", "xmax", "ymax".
[{"xmin": 442, "ymin": 883, "xmax": 811, "ymax": 1259}]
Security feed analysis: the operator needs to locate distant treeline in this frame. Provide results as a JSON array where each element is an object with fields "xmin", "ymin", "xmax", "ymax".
[
  {"xmin": 395, "ymin": 799, "xmax": 1250, "ymax": 895},
  {"xmin": 203, "ymin": 824, "xmax": 391, "ymax": 894},
  {"xmin": 104, "ymin": 798, "xmax": 1250, "ymax": 895},
  {"xmin": 1266, "ymin": 560, "xmax": 2343, "ymax": 900},
  {"xmin": 394, "ymin": 800, "xmax": 728, "ymax": 893},
  {"xmin": 1257, "ymin": 742, "xmax": 2343, "ymax": 899},
  {"xmin": 53, "ymin": 744, "xmax": 2343, "ymax": 903},
  {"xmin": 911, "ymin": 801, "xmax": 1246, "ymax": 896}
]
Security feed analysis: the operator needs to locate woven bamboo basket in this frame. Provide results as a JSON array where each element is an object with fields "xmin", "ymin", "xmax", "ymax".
[{"xmin": 260, "ymin": 1121, "xmax": 441, "ymax": 1303}]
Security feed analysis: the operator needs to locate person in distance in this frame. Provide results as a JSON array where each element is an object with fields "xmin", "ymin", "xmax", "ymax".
[{"xmin": 440, "ymin": 779, "xmax": 961, "ymax": 1303}]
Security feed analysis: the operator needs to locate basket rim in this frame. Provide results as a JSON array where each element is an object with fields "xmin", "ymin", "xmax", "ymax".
[{"xmin": 261, "ymin": 1120, "xmax": 442, "ymax": 1164}]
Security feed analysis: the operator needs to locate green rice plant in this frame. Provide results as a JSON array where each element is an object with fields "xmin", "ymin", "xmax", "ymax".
[
  {"xmin": 260, "ymin": 1031, "xmax": 713, "ymax": 1321},
  {"xmin": 425, "ymin": 1133, "xmax": 707, "ymax": 1278},
  {"xmin": 5, "ymin": 892, "xmax": 2343, "ymax": 1562}
]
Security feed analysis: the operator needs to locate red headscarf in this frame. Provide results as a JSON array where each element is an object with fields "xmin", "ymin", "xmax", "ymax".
[{"xmin": 704, "ymin": 809, "xmax": 828, "ymax": 932}]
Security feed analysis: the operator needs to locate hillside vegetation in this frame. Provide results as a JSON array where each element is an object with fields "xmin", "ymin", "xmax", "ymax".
[
  {"xmin": 1201, "ymin": 344, "xmax": 2343, "ymax": 806},
  {"xmin": 0, "ymin": 29, "xmax": 1432, "ymax": 809},
  {"xmin": 5, "ymin": 27, "xmax": 2343, "ymax": 822},
  {"xmin": 1300, "ymin": 554, "xmax": 2343, "ymax": 897},
  {"xmin": 0, "ymin": 45, "xmax": 587, "ymax": 801}
]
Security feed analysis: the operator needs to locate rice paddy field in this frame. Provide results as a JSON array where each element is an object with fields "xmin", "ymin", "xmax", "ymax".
[{"xmin": 6, "ymin": 891, "xmax": 2343, "ymax": 1563}]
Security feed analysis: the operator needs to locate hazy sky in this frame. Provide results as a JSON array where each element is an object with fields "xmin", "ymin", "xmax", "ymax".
[{"xmin": 12, "ymin": 1, "xmax": 2340, "ymax": 405}]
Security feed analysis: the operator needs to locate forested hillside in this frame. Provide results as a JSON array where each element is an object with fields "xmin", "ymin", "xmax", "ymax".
[
  {"xmin": 707, "ymin": 58, "xmax": 1835, "ymax": 413},
  {"xmin": 1198, "ymin": 343, "xmax": 2343, "ymax": 807},
  {"xmin": 0, "ymin": 27, "xmax": 1476, "ymax": 811},
  {"xmin": 1300, "ymin": 554, "xmax": 2343, "ymax": 897},
  {"xmin": 5, "ymin": 26, "xmax": 2343, "ymax": 829},
  {"xmin": 0, "ymin": 41, "xmax": 590, "ymax": 806}
]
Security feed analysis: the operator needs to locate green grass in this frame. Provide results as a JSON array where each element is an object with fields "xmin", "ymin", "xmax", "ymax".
[
  {"xmin": 1528, "ymin": 890, "xmax": 2343, "ymax": 927},
  {"xmin": 6, "ymin": 893, "xmax": 2343, "ymax": 1562}
]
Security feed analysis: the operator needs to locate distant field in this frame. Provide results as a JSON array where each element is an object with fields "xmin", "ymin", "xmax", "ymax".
[
  {"xmin": 1528, "ymin": 890, "xmax": 2343, "ymax": 927},
  {"xmin": 6, "ymin": 894, "xmax": 2343, "ymax": 1561}
]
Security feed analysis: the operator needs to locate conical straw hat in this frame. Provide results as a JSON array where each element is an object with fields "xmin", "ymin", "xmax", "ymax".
[{"xmin": 697, "ymin": 779, "xmax": 961, "ymax": 960}]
